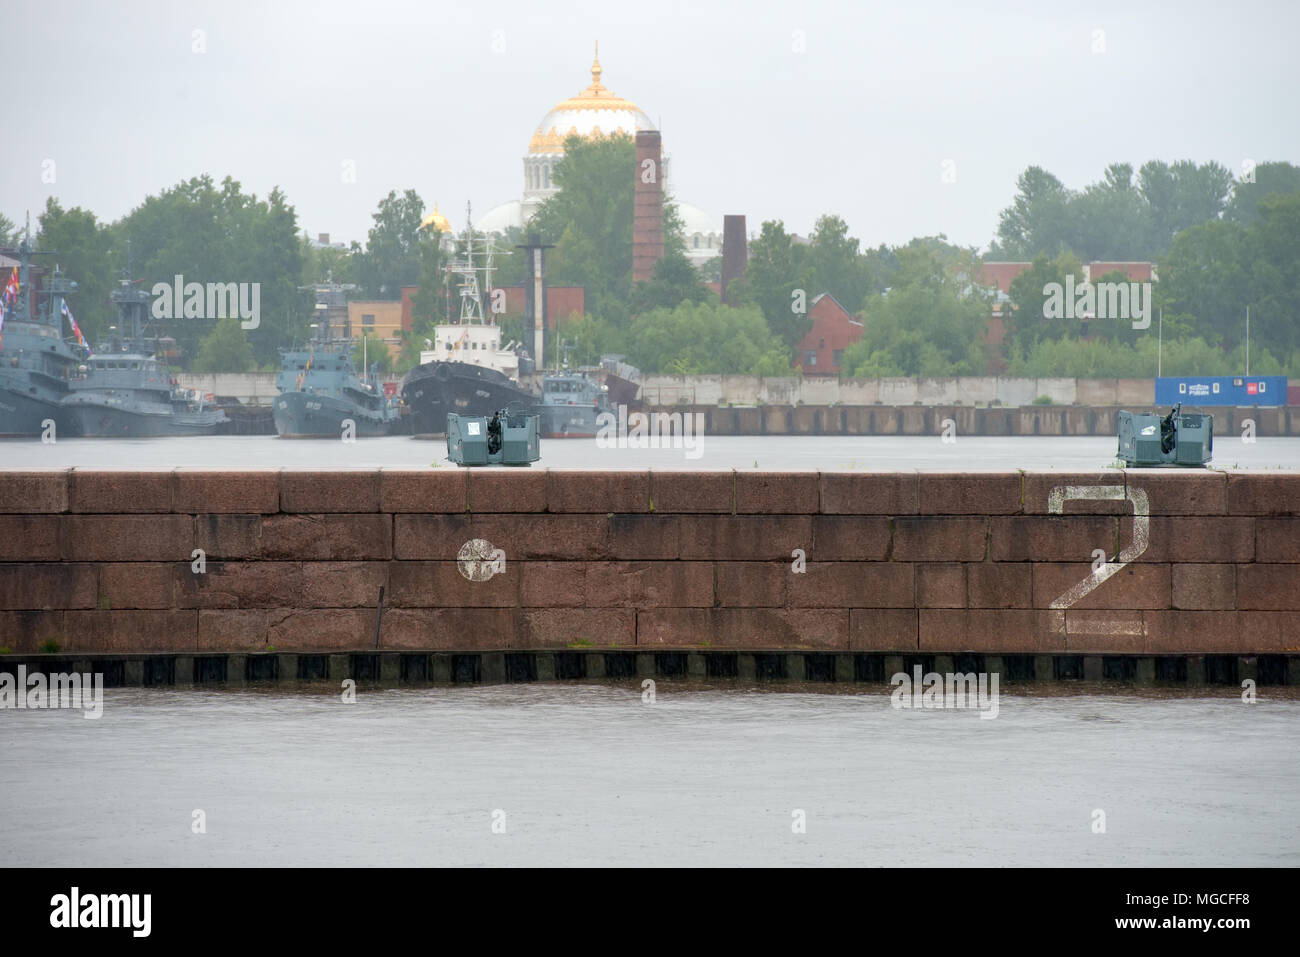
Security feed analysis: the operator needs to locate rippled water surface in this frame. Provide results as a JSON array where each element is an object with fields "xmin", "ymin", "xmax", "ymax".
[
  {"xmin": 2, "ymin": 685, "xmax": 1297, "ymax": 866},
  {"xmin": 2, "ymin": 434, "xmax": 1299, "ymax": 470}
]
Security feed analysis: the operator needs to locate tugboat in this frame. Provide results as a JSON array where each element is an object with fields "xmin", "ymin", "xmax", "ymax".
[
  {"xmin": 400, "ymin": 208, "xmax": 536, "ymax": 437},
  {"xmin": 61, "ymin": 268, "xmax": 228, "ymax": 437},
  {"xmin": 536, "ymin": 366, "xmax": 611, "ymax": 438},
  {"xmin": 0, "ymin": 227, "xmax": 86, "ymax": 436},
  {"xmin": 273, "ymin": 283, "xmax": 398, "ymax": 438}
]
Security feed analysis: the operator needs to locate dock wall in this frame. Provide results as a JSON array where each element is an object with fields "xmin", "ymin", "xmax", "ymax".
[
  {"xmin": 1, "ymin": 469, "xmax": 1298, "ymax": 663},
  {"xmin": 653, "ymin": 404, "xmax": 1300, "ymax": 437}
]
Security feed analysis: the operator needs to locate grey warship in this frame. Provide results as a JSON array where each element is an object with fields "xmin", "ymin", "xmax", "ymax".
[
  {"xmin": 61, "ymin": 274, "xmax": 228, "ymax": 437},
  {"xmin": 273, "ymin": 283, "xmax": 398, "ymax": 438},
  {"xmin": 536, "ymin": 368, "xmax": 611, "ymax": 438},
  {"xmin": 0, "ymin": 231, "xmax": 85, "ymax": 437}
]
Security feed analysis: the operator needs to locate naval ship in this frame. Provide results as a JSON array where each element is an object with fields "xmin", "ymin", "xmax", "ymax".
[
  {"xmin": 0, "ymin": 231, "xmax": 86, "ymax": 436},
  {"xmin": 273, "ymin": 283, "xmax": 398, "ymax": 438},
  {"xmin": 61, "ymin": 273, "xmax": 228, "ymax": 436},
  {"xmin": 400, "ymin": 212, "xmax": 535, "ymax": 437},
  {"xmin": 536, "ymin": 368, "xmax": 612, "ymax": 438}
]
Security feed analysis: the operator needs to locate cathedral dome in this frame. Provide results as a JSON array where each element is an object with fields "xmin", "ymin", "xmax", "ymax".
[
  {"xmin": 527, "ymin": 46, "xmax": 656, "ymax": 156},
  {"xmin": 418, "ymin": 203, "xmax": 454, "ymax": 234}
]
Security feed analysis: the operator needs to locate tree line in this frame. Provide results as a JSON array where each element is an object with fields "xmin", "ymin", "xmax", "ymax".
[{"xmin": 5, "ymin": 152, "xmax": 1297, "ymax": 378}]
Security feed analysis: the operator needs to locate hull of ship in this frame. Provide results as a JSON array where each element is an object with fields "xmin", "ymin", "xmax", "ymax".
[
  {"xmin": 62, "ymin": 399, "xmax": 227, "ymax": 437},
  {"xmin": 401, "ymin": 361, "xmax": 538, "ymax": 437},
  {"xmin": 539, "ymin": 404, "xmax": 603, "ymax": 439},
  {"xmin": 273, "ymin": 391, "xmax": 395, "ymax": 438},
  {"xmin": 0, "ymin": 386, "xmax": 74, "ymax": 437}
]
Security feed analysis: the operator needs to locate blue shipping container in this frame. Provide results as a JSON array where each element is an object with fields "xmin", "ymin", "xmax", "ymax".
[{"xmin": 1155, "ymin": 376, "xmax": 1288, "ymax": 407}]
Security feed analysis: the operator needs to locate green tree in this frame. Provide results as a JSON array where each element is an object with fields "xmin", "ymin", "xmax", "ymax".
[
  {"xmin": 1158, "ymin": 218, "xmax": 1251, "ymax": 349},
  {"xmin": 841, "ymin": 244, "xmax": 989, "ymax": 378},
  {"xmin": 358, "ymin": 189, "xmax": 427, "ymax": 298},
  {"xmin": 0, "ymin": 213, "xmax": 22, "ymax": 247},
  {"xmin": 528, "ymin": 133, "xmax": 690, "ymax": 325},
  {"xmin": 36, "ymin": 198, "xmax": 116, "ymax": 345},
  {"xmin": 1242, "ymin": 192, "xmax": 1300, "ymax": 359},
  {"xmin": 1138, "ymin": 159, "xmax": 1233, "ymax": 250},
  {"xmin": 352, "ymin": 329, "xmax": 393, "ymax": 373},
  {"xmin": 1004, "ymin": 252, "xmax": 1085, "ymax": 351},
  {"xmin": 630, "ymin": 248, "xmax": 711, "ymax": 313},
  {"xmin": 1225, "ymin": 161, "xmax": 1300, "ymax": 225},
  {"xmin": 804, "ymin": 214, "xmax": 872, "ymax": 313},
  {"xmin": 193, "ymin": 316, "xmax": 255, "ymax": 371},
  {"xmin": 725, "ymin": 219, "xmax": 813, "ymax": 355},
  {"xmin": 115, "ymin": 174, "xmax": 308, "ymax": 367},
  {"xmin": 301, "ymin": 233, "xmax": 360, "ymax": 287},
  {"xmin": 995, "ymin": 166, "xmax": 1074, "ymax": 259},
  {"xmin": 624, "ymin": 300, "xmax": 790, "ymax": 375},
  {"xmin": 994, "ymin": 160, "xmax": 1234, "ymax": 261}
]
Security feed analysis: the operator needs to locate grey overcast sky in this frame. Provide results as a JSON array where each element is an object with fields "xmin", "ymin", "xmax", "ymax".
[{"xmin": 7, "ymin": 0, "xmax": 1298, "ymax": 251}]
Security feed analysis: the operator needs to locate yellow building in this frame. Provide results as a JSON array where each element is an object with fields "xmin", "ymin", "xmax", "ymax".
[{"xmin": 347, "ymin": 301, "xmax": 403, "ymax": 347}]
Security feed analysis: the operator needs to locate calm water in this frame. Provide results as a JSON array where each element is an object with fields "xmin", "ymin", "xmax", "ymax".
[
  {"xmin": 3, "ymin": 434, "xmax": 1300, "ymax": 470},
  {"xmin": 2, "ymin": 685, "xmax": 1296, "ymax": 867}
]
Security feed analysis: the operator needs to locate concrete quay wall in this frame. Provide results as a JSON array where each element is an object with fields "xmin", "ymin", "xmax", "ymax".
[
  {"xmin": 2, "ymin": 469, "xmax": 1299, "ymax": 658},
  {"xmin": 665, "ymin": 404, "xmax": 1300, "ymax": 437},
  {"xmin": 637, "ymin": 375, "xmax": 1156, "ymax": 408}
]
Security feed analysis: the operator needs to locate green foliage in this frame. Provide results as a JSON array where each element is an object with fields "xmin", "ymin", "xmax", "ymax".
[
  {"xmin": 0, "ymin": 213, "xmax": 21, "ymax": 246},
  {"xmin": 40, "ymin": 640, "xmax": 61, "ymax": 654},
  {"xmin": 527, "ymin": 133, "xmax": 691, "ymax": 325},
  {"xmin": 555, "ymin": 313, "xmax": 617, "ymax": 368},
  {"xmin": 1225, "ymin": 161, "xmax": 1300, "ymax": 225},
  {"xmin": 725, "ymin": 219, "xmax": 814, "ymax": 354},
  {"xmin": 193, "ymin": 316, "xmax": 256, "ymax": 372},
  {"xmin": 357, "ymin": 189, "xmax": 427, "ymax": 298},
  {"xmin": 1004, "ymin": 252, "xmax": 1085, "ymax": 351},
  {"xmin": 408, "ymin": 230, "xmax": 453, "ymax": 327},
  {"xmin": 115, "ymin": 175, "xmax": 308, "ymax": 368},
  {"xmin": 36, "ymin": 198, "xmax": 116, "ymax": 345},
  {"xmin": 1159, "ymin": 191, "xmax": 1300, "ymax": 362},
  {"xmin": 994, "ymin": 160, "xmax": 1235, "ymax": 261},
  {"xmin": 1007, "ymin": 335, "xmax": 1298, "ymax": 379},
  {"xmin": 352, "ymin": 330, "xmax": 393, "ymax": 373},
  {"xmin": 302, "ymin": 235, "xmax": 360, "ymax": 287},
  {"xmin": 841, "ymin": 244, "xmax": 989, "ymax": 377},
  {"xmin": 630, "ymin": 249, "xmax": 711, "ymax": 313},
  {"xmin": 623, "ymin": 301, "xmax": 789, "ymax": 375}
]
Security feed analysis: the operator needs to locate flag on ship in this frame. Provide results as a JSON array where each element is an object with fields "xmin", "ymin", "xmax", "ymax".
[{"xmin": 62, "ymin": 301, "xmax": 91, "ymax": 356}]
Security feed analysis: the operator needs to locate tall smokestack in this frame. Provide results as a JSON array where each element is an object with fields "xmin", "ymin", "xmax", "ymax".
[
  {"xmin": 633, "ymin": 130, "xmax": 664, "ymax": 283},
  {"xmin": 720, "ymin": 215, "xmax": 748, "ymax": 305}
]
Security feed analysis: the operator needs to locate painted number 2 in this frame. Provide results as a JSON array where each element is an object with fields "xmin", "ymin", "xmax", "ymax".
[{"xmin": 1047, "ymin": 485, "xmax": 1148, "ymax": 638}]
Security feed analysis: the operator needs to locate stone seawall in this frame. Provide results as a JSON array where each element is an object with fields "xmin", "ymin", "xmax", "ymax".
[
  {"xmin": 2, "ymin": 469, "xmax": 1299, "ymax": 657},
  {"xmin": 656, "ymin": 404, "xmax": 1300, "ymax": 437}
]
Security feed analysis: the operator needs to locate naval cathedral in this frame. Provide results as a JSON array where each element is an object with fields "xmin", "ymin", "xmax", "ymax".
[{"xmin": 431, "ymin": 48, "xmax": 723, "ymax": 270}]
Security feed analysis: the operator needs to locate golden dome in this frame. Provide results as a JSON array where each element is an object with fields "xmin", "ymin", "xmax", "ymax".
[
  {"xmin": 418, "ymin": 203, "xmax": 453, "ymax": 234},
  {"xmin": 527, "ymin": 44, "xmax": 656, "ymax": 155}
]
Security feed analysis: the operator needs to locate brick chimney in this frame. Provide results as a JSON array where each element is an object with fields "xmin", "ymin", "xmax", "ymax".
[
  {"xmin": 633, "ymin": 130, "xmax": 664, "ymax": 283},
  {"xmin": 720, "ymin": 215, "xmax": 748, "ymax": 304}
]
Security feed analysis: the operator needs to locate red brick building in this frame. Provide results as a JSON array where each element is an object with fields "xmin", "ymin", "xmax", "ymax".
[
  {"xmin": 974, "ymin": 260, "xmax": 1158, "ymax": 368},
  {"xmin": 795, "ymin": 293, "xmax": 863, "ymax": 376},
  {"xmin": 398, "ymin": 284, "xmax": 585, "ymax": 333}
]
